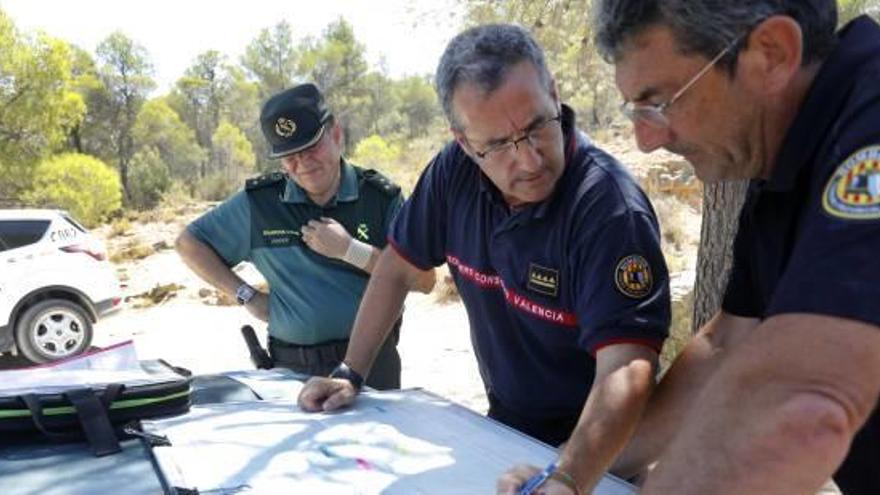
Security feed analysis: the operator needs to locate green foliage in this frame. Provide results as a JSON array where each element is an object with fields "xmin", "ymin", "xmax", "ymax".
[
  {"xmin": 460, "ymin": 0, "xmax": 618, "ymax": 129},
  {"xmin": 394, "ymin": 76, "xmax": 441, "ymax": 138},
  {"xmin": 128, "ymin": 146, "xmax": 171, "ymax": 210},
  {"xmin": 196, "ymin": 120, "xmax": 255, "ymax": 200},
  {"xmin": 0, "ymin": 10, "xmax": 85, "ymax": 197},
  {"xmin": 133, "ymin": 98, "xmax": 205, "ymax": 186},
  {"xmin": 212, "ymin": 120, "xmax": 255, "ymax": 172},
  {"xmin": 241, "ymin": 21, "xmax": 298, "ymax": 95},
  {"xmin": 220, "ymin": 66, "xmax": 268, "ymax": 172},
  {"xmin": 23, "ymin": 153, "xmax": 122, "ymax": 226},
  {"xmin": 299, "ymin": 19, "xmax": 371, "ymax": 148},
  {"xmin": 351, "ymin": 135, "xmax": 402, "ymax": 168},
  {"xmin": 169, "ymin": 50, "xmax": 226, "ymax": 150},
  {"xmin": 95, "ymin": 31, "xmax": 156, "ymax": 201}
]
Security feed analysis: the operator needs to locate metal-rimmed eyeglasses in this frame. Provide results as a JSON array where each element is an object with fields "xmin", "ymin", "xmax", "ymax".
[
  {"xmin": 469, "ymin": 113, "xmax": 562, "ymax": 162},
  {"xmin": 620, "ymin": 35, "xmax": 743, "ymax": 129}
]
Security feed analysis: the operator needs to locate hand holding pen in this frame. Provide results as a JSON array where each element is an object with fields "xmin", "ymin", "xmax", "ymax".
[{"xmin": 496, "ymin": 461, "xmax": 581, "ymax": 495}]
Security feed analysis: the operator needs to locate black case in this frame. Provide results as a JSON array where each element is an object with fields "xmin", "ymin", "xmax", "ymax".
[{"xmin": 0, "ymin": 360, "xmax": 191, "ymax": 456}]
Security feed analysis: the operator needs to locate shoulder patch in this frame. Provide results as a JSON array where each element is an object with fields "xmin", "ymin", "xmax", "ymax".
[
  {"xmin": 823, "ymin": 145, "xmax": 880, "ymax": 220},
  {"xmin": 361, "ymin": 168, "xmax": 401, "ymax": 197},
  {"xmin": 614, "ymin": 254, "xmax": 653, "ymax": 299},
  {"xmin": 245, "ymin": 172, "xmax": 286, "ymax": 191}
]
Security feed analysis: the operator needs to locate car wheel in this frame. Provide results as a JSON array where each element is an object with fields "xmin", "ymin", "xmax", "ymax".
[{"xmin": 14, "ymin": 299, "xmax": 93, "ymax": 364}]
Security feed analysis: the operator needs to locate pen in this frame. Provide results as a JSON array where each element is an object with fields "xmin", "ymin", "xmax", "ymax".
[{"xmin": 518, "ymin": 461, "xmax": 557, "ymax": 495}]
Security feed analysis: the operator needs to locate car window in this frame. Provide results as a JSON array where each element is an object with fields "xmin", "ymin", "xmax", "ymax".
[{"xmin": 0, "ymin": 220, "xmax": 51, "ymax": 251}]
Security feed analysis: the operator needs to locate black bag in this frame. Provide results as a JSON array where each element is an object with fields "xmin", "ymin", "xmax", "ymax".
[{"xmin": 0, "ymin": 359, "xmax": 191, "ymax": 456}]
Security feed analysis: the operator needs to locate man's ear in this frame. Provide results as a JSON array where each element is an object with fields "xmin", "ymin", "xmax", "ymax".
[
  {"xmin": 549, "ymin": 76, "xmax": 561, "ymax": 110},
  {"xmin": 329, "ymin": 119, "xmax": 344, "ymax": 146},
  {"xmin": 451, "ymin": 128, "xmax": 476, "ymax": 159},
  {"xmin": 738, "ymin": 15, "xmax": 804, "ymax": 95}
]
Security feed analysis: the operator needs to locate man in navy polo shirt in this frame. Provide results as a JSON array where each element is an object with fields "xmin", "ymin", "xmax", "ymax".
[
  {"xmin": 570, "ymin": 1, "xmax": 880, "ymax": 494},
  {"xmin": 299, "ymin": 24, "xmax": 670, "ymax": 493}
]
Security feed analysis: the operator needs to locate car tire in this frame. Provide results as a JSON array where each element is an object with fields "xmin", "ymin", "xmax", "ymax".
[{"xmin": 14, "ymin": 299, "xmax": 93, "ymax": 364}]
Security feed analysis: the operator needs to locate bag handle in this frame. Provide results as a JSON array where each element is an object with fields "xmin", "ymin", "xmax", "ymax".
[{"xmin": 21, "ymin": 384, "xmax": 125, "ymax": 457}]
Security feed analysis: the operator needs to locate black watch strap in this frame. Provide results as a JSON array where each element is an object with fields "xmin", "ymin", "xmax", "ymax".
[{"xmin": 329, "ymin": 362, "xmax": 364, "ymax": 392}]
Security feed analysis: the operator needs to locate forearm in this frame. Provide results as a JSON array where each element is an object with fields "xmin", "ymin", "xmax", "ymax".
[
  {"xmin": 344, "ymin": 248, "xmax": 415, "ymax": 375},
  {"xmin": 611, "ymin": 312, "xmax": 757, "ymax": 478},
  {"xmin": 643, "ymin": 314, "xmax": 880, "ymax": 494},
  {"xmin": 175, "ymin": 230, "xmax": 244, "ymax": 297},
  {"xmin": 558, "ymin": 357, "xmax": 655, "ymax": 493}
]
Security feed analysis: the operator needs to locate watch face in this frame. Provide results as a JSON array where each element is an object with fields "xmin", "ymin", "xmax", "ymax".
[{"xmin": 236, "ymin": 284, "xmax": 256, "ymax": 304}]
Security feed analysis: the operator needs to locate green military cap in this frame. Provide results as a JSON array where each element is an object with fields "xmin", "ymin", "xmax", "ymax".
[{"xmin": 260, "ymin": 83, "xmax": 332, "ymax": 159}]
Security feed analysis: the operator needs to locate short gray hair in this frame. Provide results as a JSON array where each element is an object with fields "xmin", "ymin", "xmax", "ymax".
[
  {"xmin": 593, "ymin": 0, "xmax": 838, "ymax": 71},
  {"xmin": 434, "ymin": 24, "xmax": 552, "ymax": 129}
]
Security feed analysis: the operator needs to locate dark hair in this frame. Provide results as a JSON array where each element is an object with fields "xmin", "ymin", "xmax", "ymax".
[
  {"xmin": 434, "ymin": 23, "xmax": 552, "ymax": 129},
  {"xmin": 593, "ymin": 0, "xmax": 838, "ymax": 70}
]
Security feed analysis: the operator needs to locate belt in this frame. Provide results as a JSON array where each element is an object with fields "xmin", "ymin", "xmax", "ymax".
[{"xmin": 268, "ymin": 336, "xmax": 348, "ymax": 367}]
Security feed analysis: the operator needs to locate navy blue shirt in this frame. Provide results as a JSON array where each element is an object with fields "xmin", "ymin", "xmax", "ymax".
[
  {"xmin": 721, "ymin": 16, "xmax": 880, "ymax": 495},
  {"xmin": 390, "ymin": 105, "xmax": 670, "ymax": 419}
]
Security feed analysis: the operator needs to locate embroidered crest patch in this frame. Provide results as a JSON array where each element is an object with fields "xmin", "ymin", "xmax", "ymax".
[
  {"xmin": 823, "ymin": 145, "xmax": 880, "ymax": 220},
  {"xmin": 527, "ymin": 263, "xmax": 559, "ymax": 298},
  {"xmin": 615, "ymin": 255, "xmax": 653, "ymax": 299}
]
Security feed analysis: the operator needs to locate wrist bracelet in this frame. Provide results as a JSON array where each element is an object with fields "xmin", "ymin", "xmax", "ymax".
[
  {"xmin": 549, "ymin": 468, "xmax": 582, "ymax": 495},
  {"xmin": 342, "ymin": 239, "xmax": 372, "ymax": 270}
]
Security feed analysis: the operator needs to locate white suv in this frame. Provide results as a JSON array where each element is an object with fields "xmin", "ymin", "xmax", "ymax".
[{"xmin": 0, "ymin": 209, "xmax": 122, "ymax": 364}]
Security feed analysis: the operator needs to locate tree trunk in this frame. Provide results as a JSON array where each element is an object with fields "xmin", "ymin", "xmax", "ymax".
[{"xmin": 691, "ymin": 180, "xmax": 749, "ymax": 331}]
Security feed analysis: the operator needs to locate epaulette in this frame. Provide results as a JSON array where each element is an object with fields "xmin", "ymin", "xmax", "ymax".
[
  {"xmin": 361, "ymin": 168, "xmax": 401, "ymax": 197},
  {"xmin": 245, "ymin": 172, "xmax": 286, "ymax": 191}
]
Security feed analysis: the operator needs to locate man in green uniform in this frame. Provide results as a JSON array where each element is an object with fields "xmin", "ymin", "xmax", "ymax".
[{"xmin": 176, "ymin": 83, "xmax": 434, "ymax": 389}]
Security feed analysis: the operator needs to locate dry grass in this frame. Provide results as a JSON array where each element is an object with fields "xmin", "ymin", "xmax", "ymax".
[
  {"xmin": 660, "ymin": 288, "xmax": 694, "ymax": 372},
  {"xmin": 109, "ymin": 241, "xmax": 154, "ymax": 263},
  {"xmin": 652, "ymin": 195, "xmax": 700, "ymax": 274},
  {"xmin": 109, "ymin": 218, "xmax": 132, "ymax": 238},
  {"xmin": 127, "ymin": 283, "xmax": 185, "ymax": 308}
]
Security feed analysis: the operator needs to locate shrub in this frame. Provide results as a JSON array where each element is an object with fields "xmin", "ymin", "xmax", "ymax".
[
  {"xmin": 351, "ymin": 134, "xmax": 402, "ymax": 169},
  {"xmin": 128, "ymin": 147, "xmax": 172, "ymax": 210},
  {"xmin": 23, "ymin": 153, "xmax": 122, "ymax": 226},
  {"xmin": 196, "ymin": 172, "xmax": 239, "ymax": 201}
]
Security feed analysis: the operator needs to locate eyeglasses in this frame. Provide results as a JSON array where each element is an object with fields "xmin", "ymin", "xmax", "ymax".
[
  {"xmin": 621, "ymin": 35, "xmax": 742, "ymax": 129},
  {"xmin": 469, "ymin": 113, "xmax": 562, "ymax": 162}
]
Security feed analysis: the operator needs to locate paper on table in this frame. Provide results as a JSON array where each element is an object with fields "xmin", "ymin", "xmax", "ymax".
[
  {"xmin": 224, "ymin": 368, "xmax": 305, "ymax": 400},
  {"xmin": 0, "ymin": 341, "xmax": 180, "ymax": 396},
  {"xmin": 144, "ymin": 388, "xmax": 636, "ymax": 495}
]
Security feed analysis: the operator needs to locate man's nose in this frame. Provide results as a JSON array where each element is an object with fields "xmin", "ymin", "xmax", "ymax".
[
  {"xmin": 512, "ymin": 137, "xmax": 543, "ymax": 172},
  {"xmin": 633, "ymin": 120, "xmax": 673, "ymax": 153}
]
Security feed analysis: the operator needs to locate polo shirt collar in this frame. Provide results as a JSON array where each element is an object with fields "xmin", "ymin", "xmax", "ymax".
[
  {"xmin": 282, "ymin": 159, "xmax": 359, "ymax": 205},
  {"xmin": 477, "ymin": 104, "xmax": 578, "ymax": 220},
  {"xmin": 767, "ymin": 16, "xmax": 880, "ymax": 192}
]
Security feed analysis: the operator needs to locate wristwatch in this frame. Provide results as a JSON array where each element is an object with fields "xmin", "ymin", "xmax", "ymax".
[
  {"xmin": 235, "ymin": 283, "xmax": 257, "ymax": 305},
  {"xmin": 329, "ymin": 362, "xmax": 364, "ymax": 392}
]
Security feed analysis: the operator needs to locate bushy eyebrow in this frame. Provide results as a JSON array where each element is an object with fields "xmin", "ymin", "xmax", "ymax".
[{"xmin": 482, "ymin": 114, "xmax": 549, "ymax": 147}]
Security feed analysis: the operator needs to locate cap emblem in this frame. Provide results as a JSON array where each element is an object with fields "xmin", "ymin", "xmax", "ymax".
[{"xmin": 275, "ymin": 117, "xmax": 297, "ymax": 138}]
